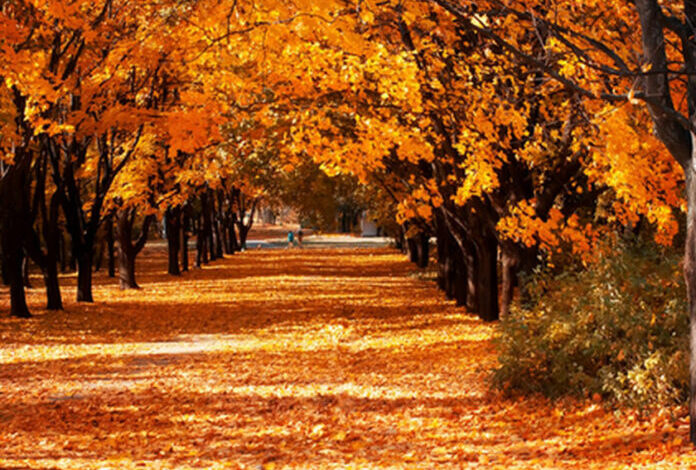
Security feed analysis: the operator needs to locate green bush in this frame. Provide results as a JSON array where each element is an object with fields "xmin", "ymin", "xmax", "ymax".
[{"xmin": 492, "ymin": 239, "xmax": 689, "ymax": 408}]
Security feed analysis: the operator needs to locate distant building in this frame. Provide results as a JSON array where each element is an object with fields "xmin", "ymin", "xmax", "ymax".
[{"xmin": 360, "ymin": 211, "xmax": 379, "ymax": 237}]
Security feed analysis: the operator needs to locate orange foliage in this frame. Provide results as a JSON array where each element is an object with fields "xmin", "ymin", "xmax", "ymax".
[{"xmin": 0, "ymin": 244, "xmax": 692, "ymax": 468}]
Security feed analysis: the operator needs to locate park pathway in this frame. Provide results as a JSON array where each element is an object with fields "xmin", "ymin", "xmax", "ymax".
[{"xmin": 0, "ymin": 245, "xmax": 692, "ymax": 468}]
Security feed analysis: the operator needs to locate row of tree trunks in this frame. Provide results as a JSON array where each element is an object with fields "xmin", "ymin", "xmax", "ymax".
[
  {"xmin": 406, "ymin": 232, "xmax": 430, "ymax": 269},
  {"xmin": 4, "ymin": 176, "xmax": 261, "ymax": 318},
  {"xmin": 231, "ymin": 187, "xmax": 258, "ymax": 251},
  {"xmin": 401, "ymin": 199, "xmax": 545, "ymax": 323},
  {"xmin": 26, "ymin": 166, "xmax": 64, "ymax": 311},
  {"xmin": 401, "ymin": 207, "xmax": 501, "ymax": 323},
  {"xmin": 164, "ymin": 186, "xmax": 254, "ymax": 276},
  {"xmin": 435, "ymin": 212, "xmax": 468, "ymax": 307}
]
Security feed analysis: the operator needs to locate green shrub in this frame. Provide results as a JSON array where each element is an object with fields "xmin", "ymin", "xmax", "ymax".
[{"xmin": 492, "ymin": 239, "xmax": 689, "ymax": 408}]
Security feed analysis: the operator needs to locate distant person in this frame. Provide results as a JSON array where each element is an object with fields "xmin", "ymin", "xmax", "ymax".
[
  {"xmin": 297, "ymin": 229, "xmax": 304, "ymax": 248},
  {"xmin": 287, "ymin": 230, "xmax": 295, "ymax": 248}
]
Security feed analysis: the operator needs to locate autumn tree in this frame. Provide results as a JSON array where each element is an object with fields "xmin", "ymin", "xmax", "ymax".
[{"xmin": 417, "ymin": 0, "xmax": 694, "ymax": 441}]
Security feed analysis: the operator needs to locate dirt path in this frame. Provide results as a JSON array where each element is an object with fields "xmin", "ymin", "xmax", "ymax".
[{"xmin": 0, "ymin": 246, "xmax": 693, "ymax": 468}]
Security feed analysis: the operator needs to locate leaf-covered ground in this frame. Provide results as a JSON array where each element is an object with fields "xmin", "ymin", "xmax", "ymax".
[{"xmin": 0, "ymin": 244, "xmax": 694, "ymax": 468}]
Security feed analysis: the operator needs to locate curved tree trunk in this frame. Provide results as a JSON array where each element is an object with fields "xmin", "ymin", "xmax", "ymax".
[
  {"xmin": 115, "ymin": 208, "xmax": 154, "ymax": 290},
  {"xmin": 117, "ymin": 248, "xmax": 138, "ymax": 289}
]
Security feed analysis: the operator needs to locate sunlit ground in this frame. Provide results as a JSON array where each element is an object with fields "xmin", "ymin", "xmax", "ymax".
[{"xmin": 0, "ymin": 243, "xmax": 693, "ymax": 468}]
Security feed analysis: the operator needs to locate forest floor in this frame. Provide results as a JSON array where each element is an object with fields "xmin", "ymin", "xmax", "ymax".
[{"xmin": 0, "ymin": 241, "xmax": 694, "ymax": 468}]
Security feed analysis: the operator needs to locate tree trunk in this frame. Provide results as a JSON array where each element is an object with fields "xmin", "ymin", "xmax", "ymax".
[
  {"xmin": 1, "ymin": 258, "xmax": 9, "ymax": 286},
  {"xmin": 7, "ymin": 256, "xmax": 30, "ymax": 318},
  {"xmin": 434, "ymin": 211, "xmax": 467, "ymax": 306},
  {"xmin": 229, "ymin": 216, "xmax": 239, "ymax": 253},
  {"xmin": 394, "ymin": 231, "xmax": 405, "ymax": 252},
  {"xmin": 217, "ymin": 190, "xmax": 232, "ymax": 255},
  {"xmin": 117, "ymin": 247, "xmax": 139, "ymax": 289},
  {"xmin": 439, "ymin": 210, "xmax": 479, "ymax": 313},
  {"xmin": 224, "ymin": 220, "xmax": 235, "ymax": 254},
  {"xmin": 69, "ymin": 250, "xmax": 77, "ymax": 272},
  {"xmin": 435, "ymin": 214, "xmax": 450, "ymax": 292},
  {"xmin": 407, "ymin": 233, "xmax": 418, "ymax": 263},
  {"xmin": 202, "ymin": 191, "xmax": 216, "ymax": 262},
  {"xmin": 211, "ymin": 195, "xmax": 224, "ymax": 259},
  {"xmin": 196, "ymin": 213, "xmax": 207, "ymax": 267},
  {"xmin": 451, "ymin": 257, "xmax": 468, "ymax": 307},
  {"xmin": 43, "ymin": 255, "xmax": 62, "ymax": 310},
  {"xmin": 214, "ymin": 217, "xmax": 224, "ymax": 258},
  {"xmin": 437, "ymin": 227, "xmax": 468, "ymax": 307},
  {"xmin": 116, "ymin": 210, "xmax": 137, "ymax": 289},
  {"xmin": 685, "ymin": 172, "xmax": 696, "ymax": 444},
  {"xmin": 94, "ymin": 237, "xmax": 105, "ymax": 272},
  {"xmin": 1, "ymin": 230, "xmax": 31, "ymax": 318},
  {"xmin": 463, "ymin": 242, "xmax": 478, "ymax": 313},
  {"xmin": 58, "ymin": 232, "xmax": 68, "ymax": 273},
  {"xmin": 106, "ymin": 216, "xmax": 115, "ymax": 278},
  {"xmin": 500, "ymin": 242, "xmax": 519, "ymax": 319},
  {"xmin": 115, "ymin": 209, "xmax": 153, "ymax": 290},
  {"xmin": 0, "ymin": 149, "xmax": 32, "ymax": 317},
  {"xmin": 475, "ymin": 233, "xmax": 499, "ymax": 322},
  {"xmin": 181, "ymin": 208, "xmax": 190, "ymax": 272},
  {"xmin": 76, "ymin": 250, "xmax": 94, "ymax": 302},
  {"xmin": 165, "ymin": 207, "xmax": 181, "ymax": 276},
  {"xmin": 500, "ymin": 241, "xmax": 538, "ymax": 318},
  {"xmin": 238, "ymin": 224, "xmax": 250, "ymax": 250},
  {"xmin": 44, "ymin": 260, "xmax": 62, "ymax": 310},
  {"xmin": 22, "ymin": 253, "xmax": 31, "ymax": 288},
  {"xmin": 416, "ymin": 232, "xmax": 430, "ymax": 268},
  {"xmin": 43, "ymin": 192, "xmax": 63, "ymax": 310},
  {"xmin": 407, "ymin": 232, "xmax": 430, "ymax": 268}
]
